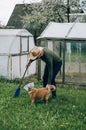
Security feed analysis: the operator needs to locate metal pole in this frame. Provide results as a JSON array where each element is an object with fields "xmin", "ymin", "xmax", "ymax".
[{"xmin": 67, "ymin": 0, "xmax": 70, "ymax": 23}]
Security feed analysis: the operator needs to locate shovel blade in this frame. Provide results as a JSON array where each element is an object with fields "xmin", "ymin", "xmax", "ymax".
[{"xmin": 13, "ymin": 87, "xmax": 20, "ymax": 97}]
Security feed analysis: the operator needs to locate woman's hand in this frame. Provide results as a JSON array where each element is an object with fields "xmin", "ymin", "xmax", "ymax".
[{"xmin": 46, "ymin": 84, "xmax": 51, "ymax": 91}]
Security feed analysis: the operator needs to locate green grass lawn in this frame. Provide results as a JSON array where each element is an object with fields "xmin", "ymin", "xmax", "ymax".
[{"xmin": 0, "ymin": 78, "xmax": 86, "ymax": 130}]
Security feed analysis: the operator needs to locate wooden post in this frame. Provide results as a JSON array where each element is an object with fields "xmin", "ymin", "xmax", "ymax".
[
  {"xmin": 52, "ymin": 40, "xmax": 54, "ymax": 51},
  {"xmin": 19, "ymin": 55, "xmax": 21, "ymax": 77},
  {"xmin": 19, "ymin": 36, "xmax": 22, "ymax": 78},
  {"xmin": 62, "ymin": 41, "xmax": 66, "ymax": 84},
  {"xmin": 27, "ymin": 37, "xmax": 29, "ymax": 76},
  {"xmin": 20, "ymin": 36, "xmax": 22, "ymax": 53},
  {"xmin": 9, "ymin": 55, "xmax": 12, "ymax": 80},
  {"xmin": 27, "ymin": 36, "xmax": 29, "ymax": 52},
  {"xmin": 27, "ymin": 53, "xmax": 29, "ymax": 75}
]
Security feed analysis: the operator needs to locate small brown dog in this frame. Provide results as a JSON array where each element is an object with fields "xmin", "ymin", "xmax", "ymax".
[{"xmin": 28, "ymin": 85, "xmax": 56, "ymax": 105}]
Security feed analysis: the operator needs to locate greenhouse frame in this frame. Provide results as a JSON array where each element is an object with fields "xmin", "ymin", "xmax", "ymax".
[
  {"xmin": 0, "ymin": 29, "xmax": 36, "ymax": 79},
  {"xmin": 37, "ymin": 22, "xmax": 86, "ymax": 86}
]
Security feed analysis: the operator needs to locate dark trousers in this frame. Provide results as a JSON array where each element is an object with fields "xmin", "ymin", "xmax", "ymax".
[{"xmin": 43, "ymin": 60, "xmax": 62, "ymax": 98}]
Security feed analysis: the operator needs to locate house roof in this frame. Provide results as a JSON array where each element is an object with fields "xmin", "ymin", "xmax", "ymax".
[
  {"xmin": 7, "ymin": 3, "xmax": 40, "ymax": 28},
  {"xmin": 37, "ymin": 22, "xmax": 86, "ymax": 41},
  {"xmin": 7, "ymin": 4, "xmax": 28, "ymax": 28},
  {"xmin": 0, "ymin": 29, "xmax": 33, "ymax": 36}
]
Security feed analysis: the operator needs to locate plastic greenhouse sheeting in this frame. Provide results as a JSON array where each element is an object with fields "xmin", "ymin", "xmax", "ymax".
[
  {"xmin": 38, "ymin": 22, "xmax": 86, "ymax": 40},
  {"xmin": 0, "ymin": 29, "xmax": 36, "ymax": 79}
]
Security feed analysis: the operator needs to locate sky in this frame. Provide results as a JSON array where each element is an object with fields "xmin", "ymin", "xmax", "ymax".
[{"xmin": 0, "ymin": 0, "xmax": 41, "ymax": 25}]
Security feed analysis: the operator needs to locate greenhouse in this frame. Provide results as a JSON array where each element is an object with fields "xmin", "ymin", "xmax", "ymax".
[
  {"xmin": 37, "ymin": 22, "xmax": 86, "ymax": 85},
  {"xmin": 0, "ymin": 29, "xmax": 36, "ymax": 79}
]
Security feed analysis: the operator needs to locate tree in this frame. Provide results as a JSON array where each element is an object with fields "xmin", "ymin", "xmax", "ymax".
[
  {"xmin": 21, "ymin": 0, "xmax": 66, "ymax": 44},
  {"xmin": 80, "ymin": 0, "xmax": 86, "ymax": 13},
  {"xmin": 21, "ymin": 0, "xmax": 84, "ymax": 43}
]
